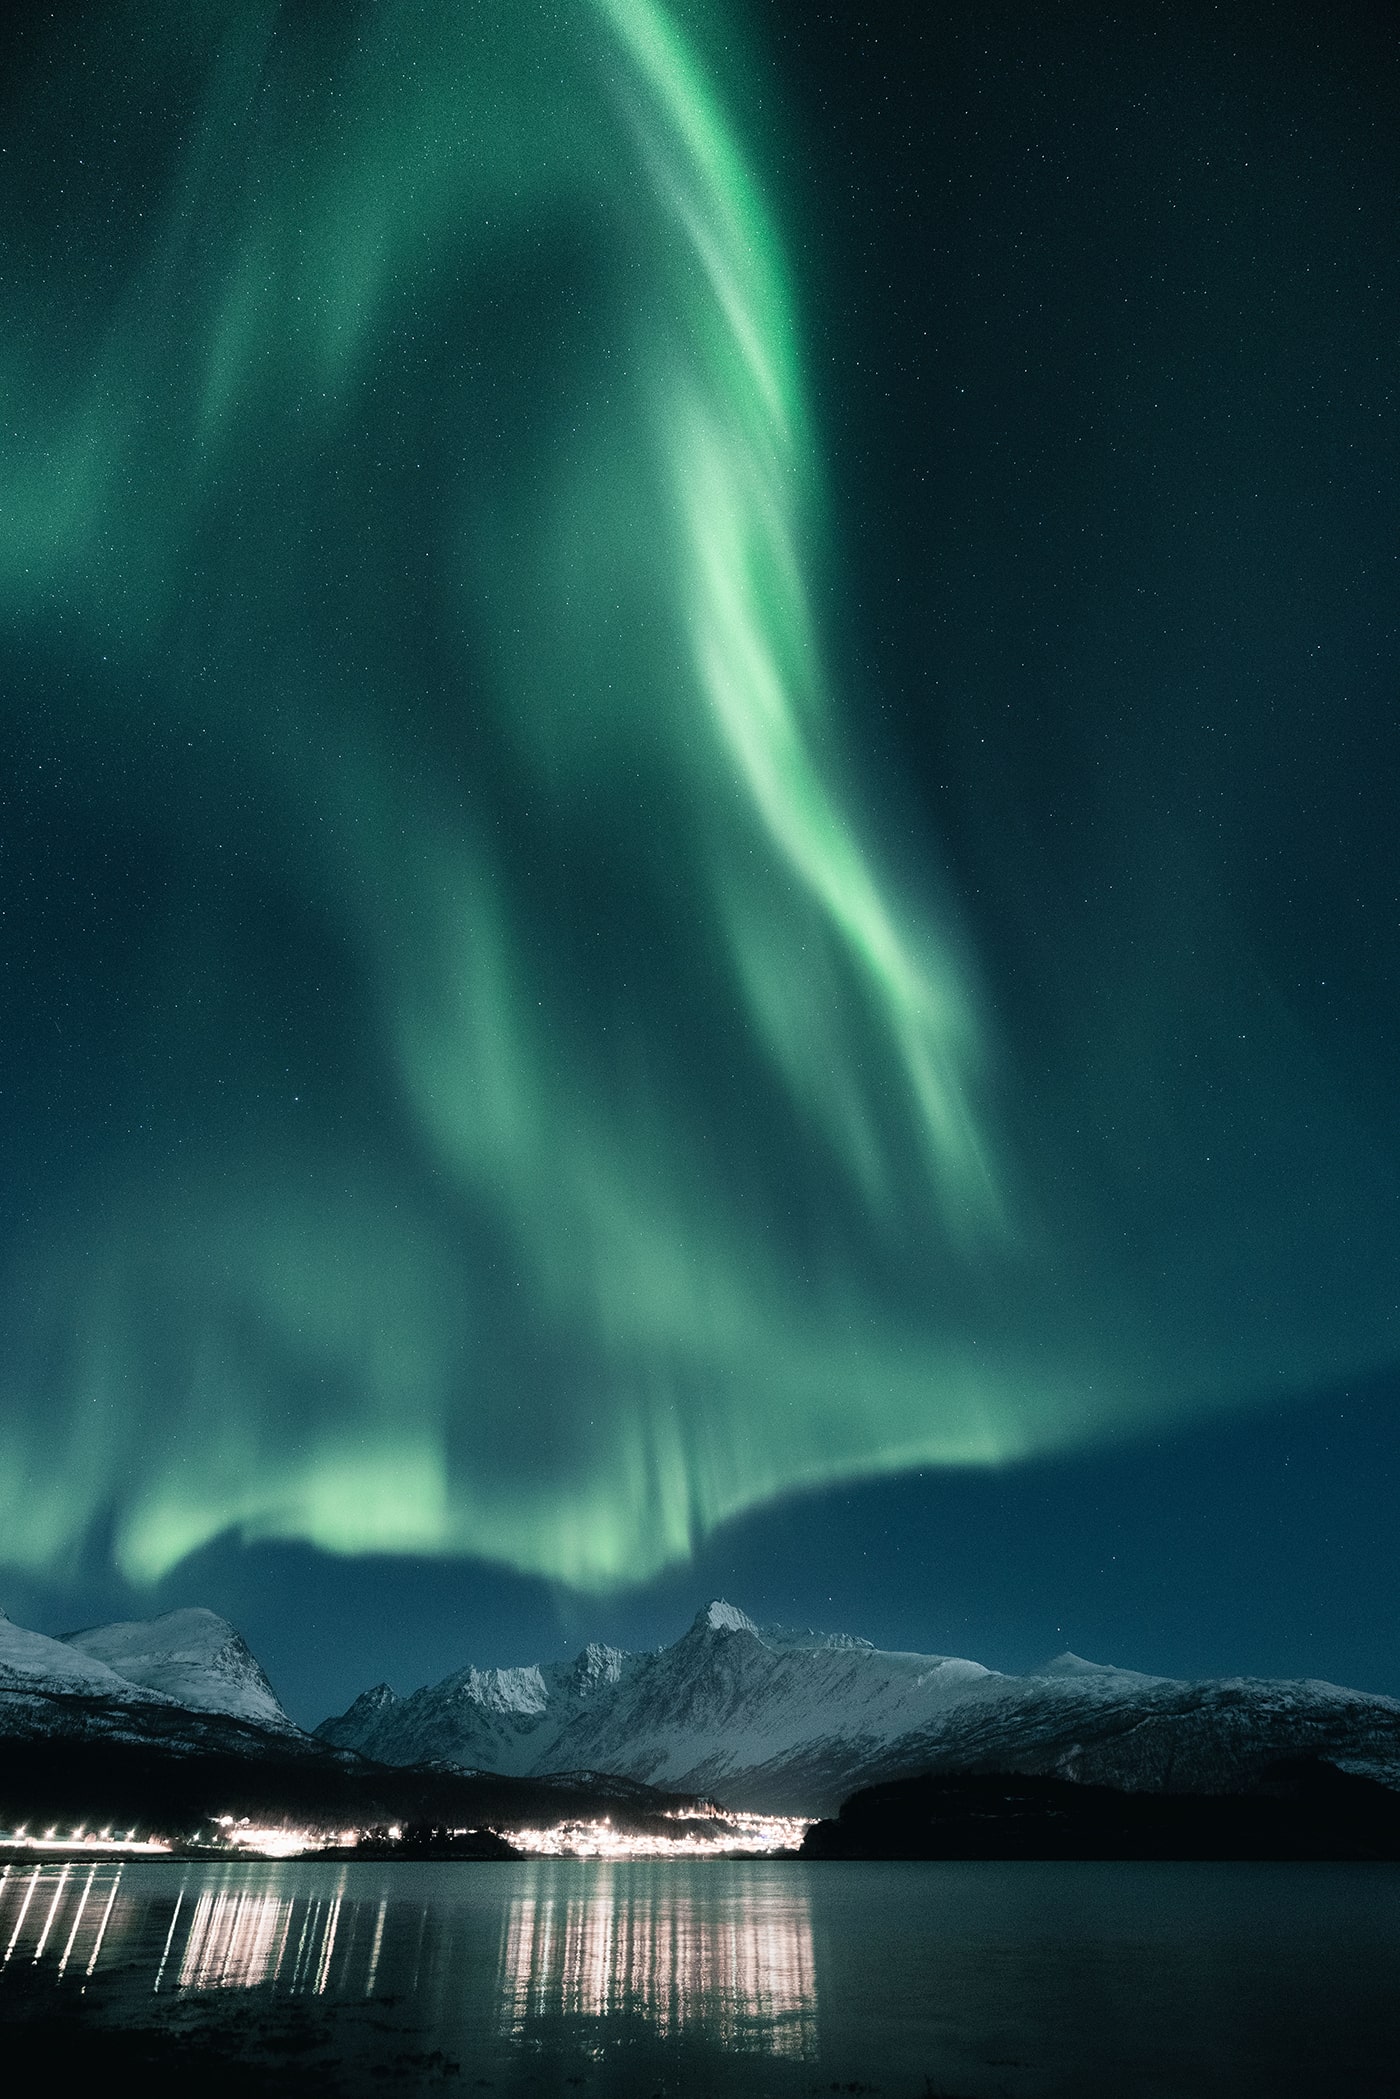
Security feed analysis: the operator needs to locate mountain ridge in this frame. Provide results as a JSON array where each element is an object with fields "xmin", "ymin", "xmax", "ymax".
[
  {"xmin": 315, "ymin": 1598, "xmax": 1400, "ymax": 1814},
  {"xmin": 60, "ymin": 1607, "xmax": 295, "ymax": 1733},
  {"xmin": 0, "ymin": 1606, "xmax": 724, "ymax": 1841},
  {"xmin": 5, "ymin": 1597, "xmax": 1399, "ymax": 1820}
]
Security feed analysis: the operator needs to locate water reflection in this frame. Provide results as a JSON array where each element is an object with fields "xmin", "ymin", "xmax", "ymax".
[
  {"xmin": 3, "ymin": 1861, "xmax": 123, "ymax": 1981},
  {"xmin": 1, "ymin": 1862, "xmax": 375, "ymax": 1998},
  {"xmin": 0, "ymin": 1859, "xmax": 816, "ymax": 2056},
  {"xmin": 175, "ymin": 1883, "xmax": 359, "ymax": 1994},
  {"xmin": 499, "ymin": 1873, "xmax": 816, "ymax": 2056},
  {"xmin": 4, "ymin": 1860, "xmax": 1399, "ymax": 2096}
]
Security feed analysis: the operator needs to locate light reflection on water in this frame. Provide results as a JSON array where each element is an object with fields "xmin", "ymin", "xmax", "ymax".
[
  {"xmin": 3, "ymin": 1856, "xmax": 1400, "ymax": 2096},
  {"xmin": 3, "ymin": 1862, "xmax": 362, "ymax": 1999},
  {"xmin": 0, "ymin": 1857, "xmax": 816, "ymax": 2058},
  {"xmin": 174, "ymin": 1883, "xmax": 352, "ymax": 1995},
  {"xmin": 499, "ymin": 1880, "xmax": 815, "ymax": 2055},
  {"xmin": 2, "ymin": 1861, "xmax": 125, "ymax": 1981}
]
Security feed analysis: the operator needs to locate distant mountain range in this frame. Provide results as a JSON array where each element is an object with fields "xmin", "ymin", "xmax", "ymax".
[
  {"xmin": 0, "ymin": 1606, "xmax": 713, "ymax": 1838},
  {"xmin": 4, "ymin": 1597, "xmax": 1399, "ymax": 1824},
  {"xmin": 317, "ymin": 1598, "xmax": 1400, "ymax": 1814}
]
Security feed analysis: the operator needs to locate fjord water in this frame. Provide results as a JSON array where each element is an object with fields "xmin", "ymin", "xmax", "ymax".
[{"xmin": 1, "ymin": 1857, "xmax": 1397, "ymax": 2096}]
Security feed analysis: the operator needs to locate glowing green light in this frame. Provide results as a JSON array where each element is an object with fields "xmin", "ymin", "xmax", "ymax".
[{"xmin": 0, "ymin": 0, "xmax": 1386, "ymax": 1593}]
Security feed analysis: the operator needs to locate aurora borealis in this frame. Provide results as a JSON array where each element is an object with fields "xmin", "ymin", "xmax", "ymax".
[{"xmin": 2, "ymin": 0, "xmax": 1398, "ymax": 1645}]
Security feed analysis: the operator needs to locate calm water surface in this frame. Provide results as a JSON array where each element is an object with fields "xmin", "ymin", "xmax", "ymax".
[{"xmin": 0, "ymin": 1856, "xmax": 1397, "ymax": 2095}]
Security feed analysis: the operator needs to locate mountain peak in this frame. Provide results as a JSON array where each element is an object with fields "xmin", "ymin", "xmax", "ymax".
[
  {"xmin": 692, "ymin": 1600, "xmax": 759, "ymax": 1636},
  {"xmin": 567, "ymin": 1642, "xmax": 627, "ymax": 1694},
  {"xmin": 441, "ymin": 1664, "xmax": 549, "ymax": 1716},
  {"xmin": 348, "ymin": 1682, "xmax": 399, "ymax": 1714},
  {"xmin": 61, "ymin": 1607, "xmax": 294, "ymax": 1730},
  {"xmin": 1032, "ymin": 1650, "xmax": 1153, "ymax": 1682}
]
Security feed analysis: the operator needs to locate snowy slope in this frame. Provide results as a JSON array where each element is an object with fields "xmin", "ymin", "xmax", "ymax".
[
  {"xmin": 318, "ymin": 1599, "xmax": 1400, "ymax": 1814},
  {"xmin": 0, "ymin": 1609, "xmax": 174, "ymax": 1706},
  {"xmin": 0, "ymin": 1602, "xmax": 322, "ymax": 1786},
  {"xmin": 858, "ymin": 1666, "xmax": 1400, "ymax": 1799},
  {"xmin": 318, "ymin": 1600, "xmax": 998, "ymax": 1810},
  {"xmin": 537, "ymin": 1604, "xmax": 996, "ymax": 1809},
  {"xmin": 61, "ymin": 1608, "xmax": 295, "ymax": 1732},
  {"xmin": 318, "ymin": 1643, "xmax": 634, "ymax": 1773},
  {"xmin": 1032, "ymin": 1650, "xmax": 1165, "ymax": 1691}
]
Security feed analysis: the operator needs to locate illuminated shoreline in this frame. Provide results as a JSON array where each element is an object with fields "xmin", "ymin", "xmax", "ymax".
[
  {"xmin": 0, "ymin": 1832, "xmax": 172, "ymax": 1857},
  {"xmin": 507, "ymin": 1814, "xmax": 810, "ymax": 1860},
  {"xmin": 0, "ymin": 1812, "xmax": 811, "ymax": 1863}
]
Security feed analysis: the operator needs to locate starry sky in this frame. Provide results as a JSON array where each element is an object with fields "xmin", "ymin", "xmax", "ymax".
[{"xmin": 2, "ymin": 0, "xmax": 1397, "ymax": 1724}]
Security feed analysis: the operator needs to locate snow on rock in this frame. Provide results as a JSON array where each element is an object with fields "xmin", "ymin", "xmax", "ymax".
[
  {"xmin": 1026, "ymin": 1652, "xmax": 1166, "ymax": 1691},
  {"xmin": 317, "ymin": 1601, "xmax": 1400, "ymax": 1816},
  {"xmin": 8, "ymin": 1591, "xmax": 1396, "ymax": 1819},
  {"xmin": 566, "ymin": 1644, "xmax": 628, "ymax": 1695},
  {"xmin": 317, "ymin": 1599, "xmax": 998, "ymax": 1812},
  {"xmin": 0, "ymin": 1608, "xmax": 173, "ymax": 1705},
  {"xmin": 855, "ymin": 1668, "xmax": 1400, "ymax": 1801},
  {"xmin": 448, "ymin": 1665, "xmax": 550, "ymax": 1717},
  {"xmin": 762, "ymin": 1624, "xmax": 876, "ymax": 1654},
  {"xmin": 59, "ymin": 1608, "xmax": 295, "ymax": 1732},
  {"xmin": 695, "ymin": 1600, "xmax": 759, "ymax": 1636},
  {"xmin": 537, "ymin": 1607, "xmax": 997, "ymax": 1811},
  {"xmin": 316, "ymin": 1641, "xmax": 644, "ymax": 1774},
  {"xmin": 1036, "ymin": 1651, "xmax": 1126, "ymax": 1676},
  {"xmin": 336, "ymin": 1683, "xmax": 399, "ymax": 1726}
]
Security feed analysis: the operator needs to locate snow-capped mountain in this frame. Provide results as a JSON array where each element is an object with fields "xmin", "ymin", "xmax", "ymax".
[
  {"xmin": 537, "ymin": 1603, "xmax": 997, "ymax": 1810},
  {"xmin": 60, "ymin": 1608, "xmax": 295, "ymax": 1733},
  {"xmin": 852, "ymin": 1663, "xmax": 1400, "ymax": 1800},
  {"xmin": 9, "ymin": 1593, "xmax": 1397, "ymax": 1820},
  {"xmin": 0, "ymin": 1605, "xmax": 723, "ymax": 1839},
  {"xmin": 0, "ymin": 1605, "xmax": 297, "ymax": 1745},
  {"xmin": 316, "ymin": 1642, "xmax": 636, "ymax": 1773},
  {"xmin": 315, "ymin": 1599, "xmax": 996, "ymax": 1807},
  {"xmin": 0, "ymin": 1609, "xmax": 173, "ymax": 1707},
  {"xmin": 318, "ymin": 1599, "xmax": 1400, "ymax": 1814},
  {"xmin": 322, "ymin": 1600, "xmax": 999, "ymax": 1810}
]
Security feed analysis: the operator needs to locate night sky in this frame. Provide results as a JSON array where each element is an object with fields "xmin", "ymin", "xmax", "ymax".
[{"xmin": 2, "ymin": 0, "xmax": 1397, "ymax": 1726}]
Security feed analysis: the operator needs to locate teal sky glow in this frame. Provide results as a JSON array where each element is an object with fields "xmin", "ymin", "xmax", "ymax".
[{"xmin": 1, "ymin": 0, "xmax": 1396, "ymax": 1594}]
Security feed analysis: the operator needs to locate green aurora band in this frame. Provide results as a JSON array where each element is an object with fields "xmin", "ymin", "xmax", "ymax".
[{"xmin": 1, "ymin": 0, "xmax": 1394, "ymax": 1590}]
